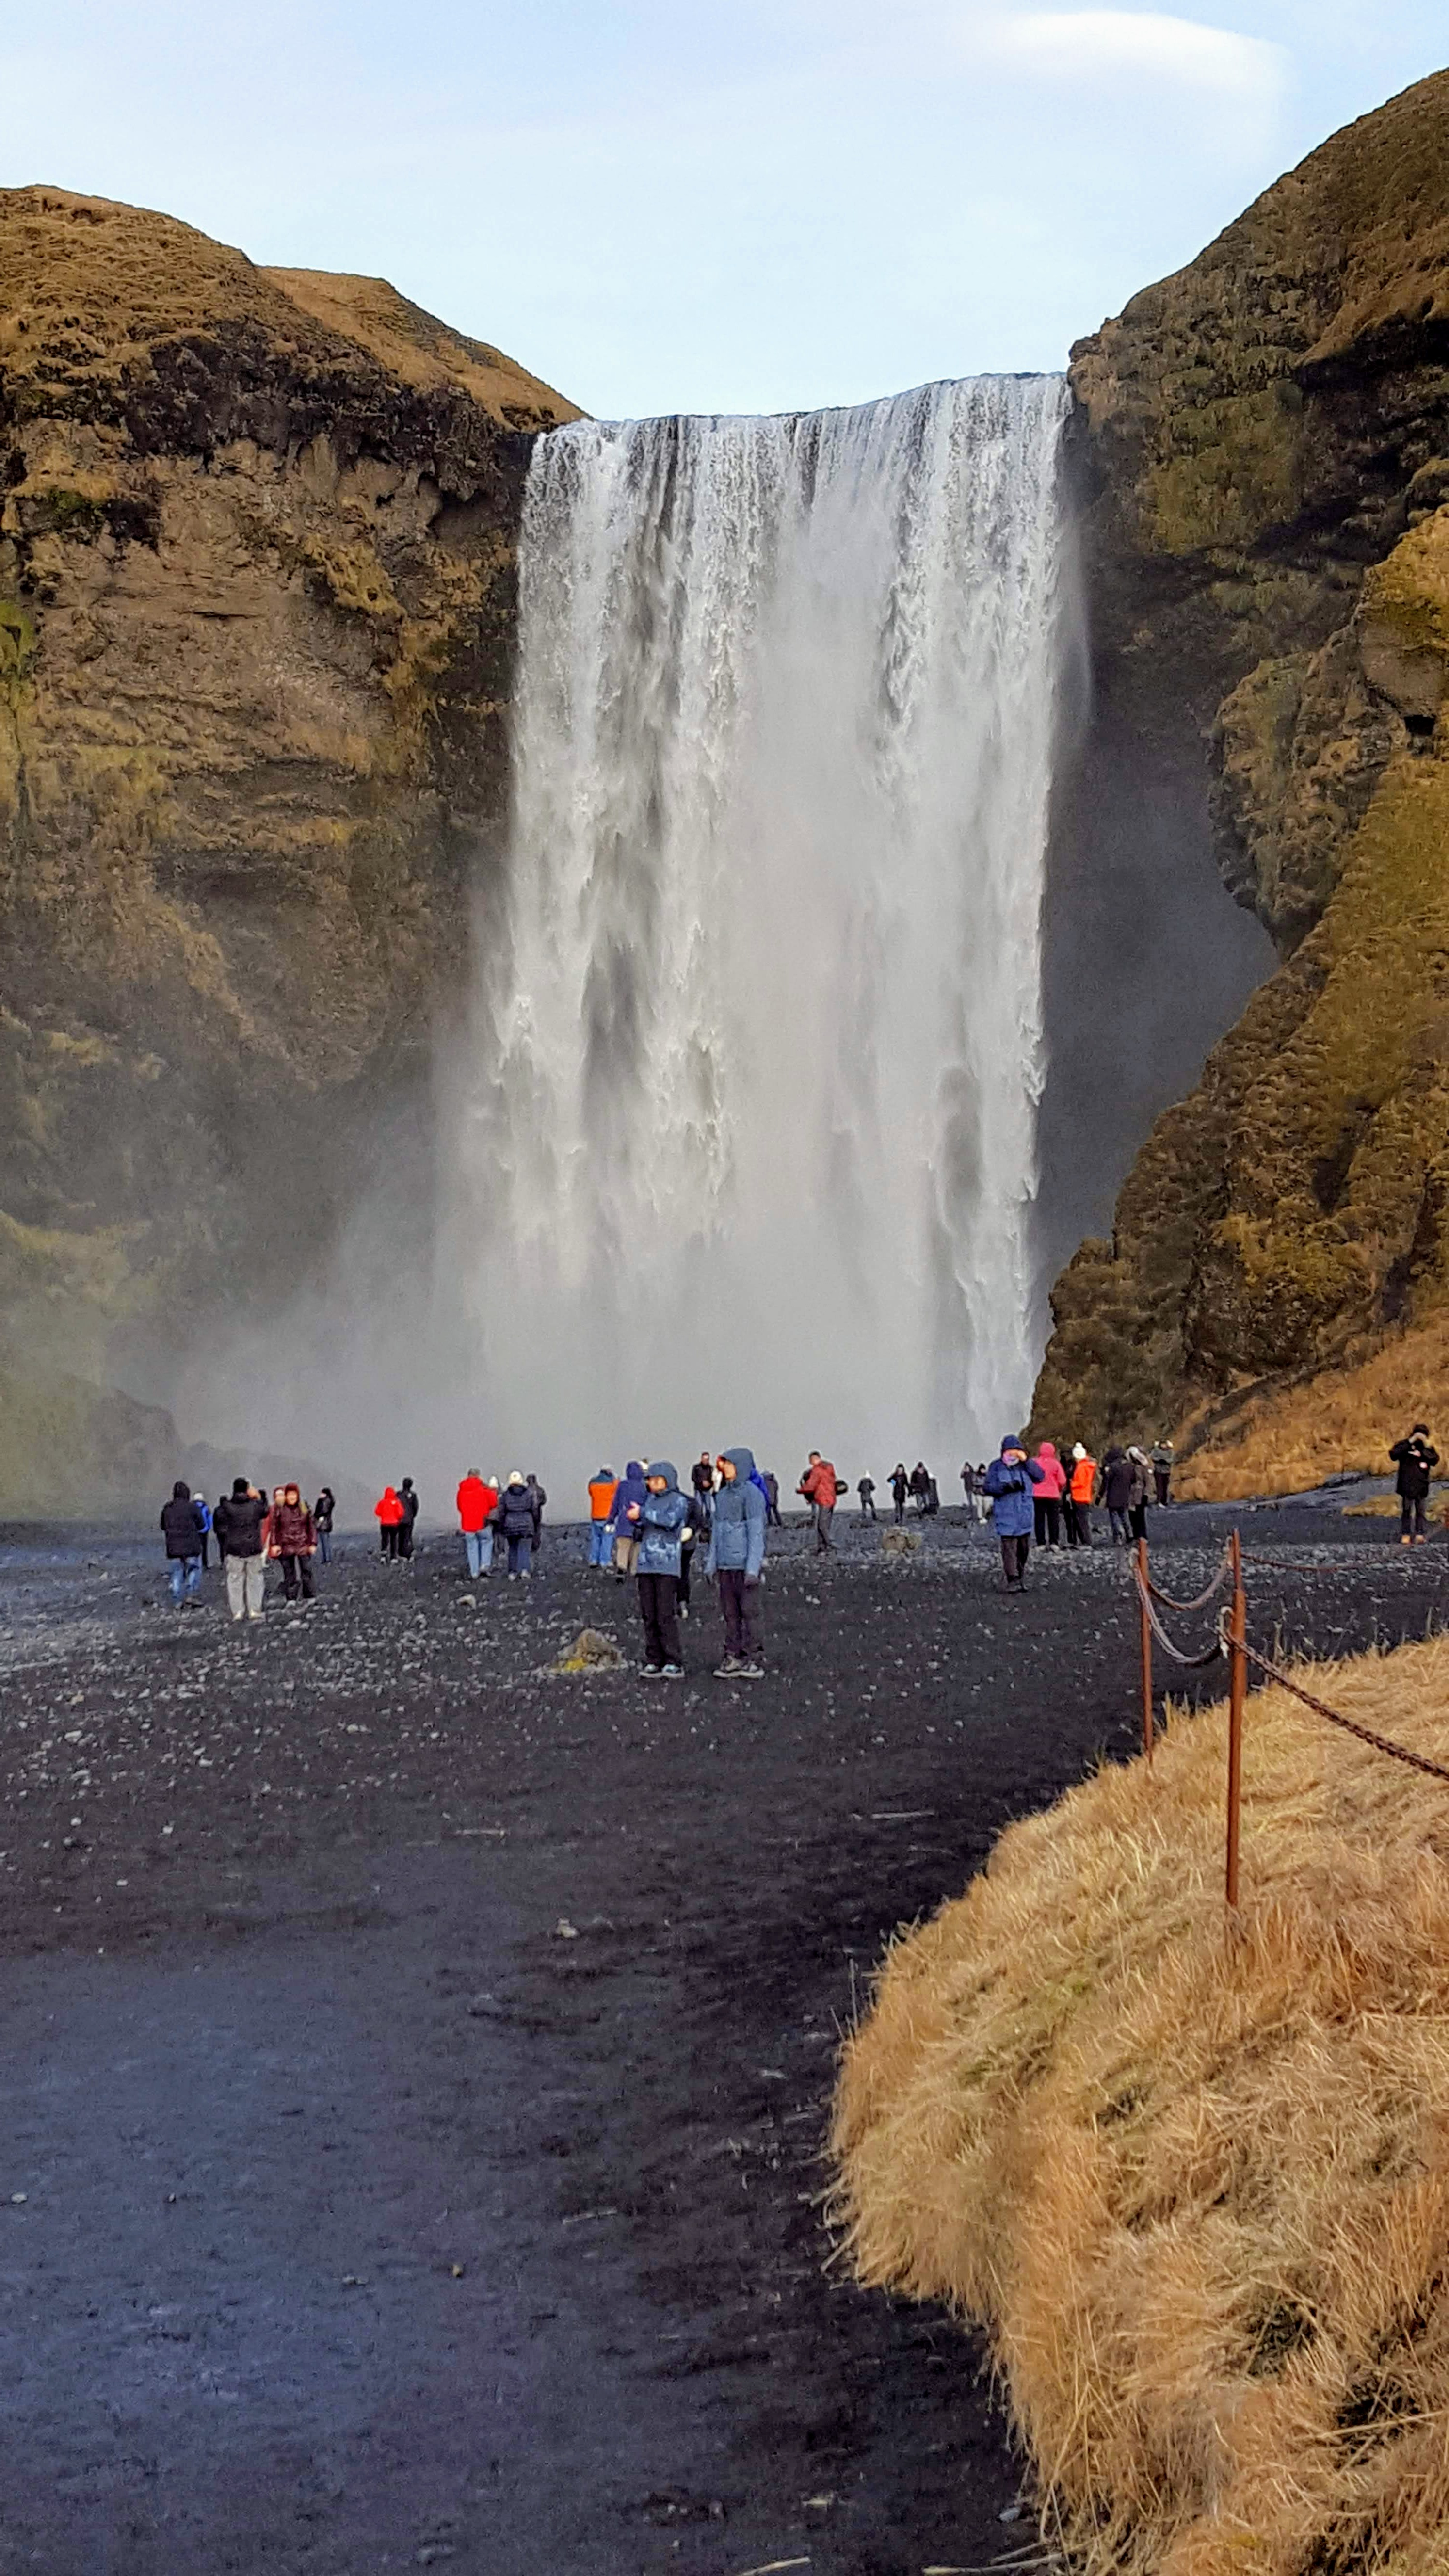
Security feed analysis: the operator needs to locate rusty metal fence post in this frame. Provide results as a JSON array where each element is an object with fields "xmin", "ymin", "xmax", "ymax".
[
  {"xmin": 1137, "ymin": 1536, "xmax": 1154, "ymax": 1766},
  {"xmin": 1225, "ymin": 1527, "xmax": 1246, "ymax": 1910}
]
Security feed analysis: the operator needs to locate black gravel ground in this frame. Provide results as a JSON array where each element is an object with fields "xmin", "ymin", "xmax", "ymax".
[{"xmin": 1, "ymin": 1500, "xmax": 1444, "ymax": 2576}]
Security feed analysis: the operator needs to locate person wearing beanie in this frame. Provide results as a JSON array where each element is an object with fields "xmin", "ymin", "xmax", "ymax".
[
  {"xmin": 1066, "ymin": 1442, "xmax": 1097, "ymax": 1546},
  {"xmin": 983, "ymin": 1434, "xmax": 1043, "ymax": 1592},
  {"xmin": 497, "ymin": 1471, "xmax": 537, "ymax": 1578}
]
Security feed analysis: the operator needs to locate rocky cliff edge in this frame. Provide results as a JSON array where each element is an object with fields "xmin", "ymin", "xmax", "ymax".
[
  {"xmin": 0, "ymin": 187, "xmax": 577, "ymax": 1504},
  {"xmin": 1034, "ymin": 71, "xmax": 1449, "ymax": 1490}
]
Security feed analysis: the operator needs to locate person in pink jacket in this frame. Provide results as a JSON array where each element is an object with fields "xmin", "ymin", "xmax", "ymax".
[{"xmin": 1031, "ymin": 1441, "xmax": 1068, "ymax": 1549}]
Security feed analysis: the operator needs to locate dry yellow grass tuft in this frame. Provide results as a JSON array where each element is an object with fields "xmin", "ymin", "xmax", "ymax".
[
  {"xmin": 1177, "ymin": 1313, "xmax": 1449, "ymax": 1499},
  {"xmin": 831, "ymin": 1632, "xmax": 1449, "ymax": 2576}
]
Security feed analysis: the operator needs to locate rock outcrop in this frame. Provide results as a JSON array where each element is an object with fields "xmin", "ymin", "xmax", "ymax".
[
  {"xmin": 0, "ymin": 185, "xmax": 576, "ymax": 1501},
  {"xmin": 1034, "ymin": 72, "xmax": 1449, "ymax": 1474}
]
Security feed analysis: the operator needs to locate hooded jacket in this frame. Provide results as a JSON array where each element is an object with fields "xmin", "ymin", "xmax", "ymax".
[
  {"xmin": 706, "ymin": 1447, "xmax": 767, "ymax": 1580},
  {"xmin": 799, "ymin": 1458, "xmax": 842, "ymax": 1509},
  {"xmin": 1391, "ymin": 1433, "xmax": 1439, "ymax": 1499},
  {"xmin": 374, "ymin": 1487, "xmax": 404, "ymax": 1527},
  {"xmin": 612, "ymin": 1461, "xmax": 648, "ymax": 1529},
  {"xmin": 161, "ymin": 1481, "xmax": 206, "ymax": 1559},
  {"xmin": 587, "ymin": 1472, "xmax": 618, "ymax": 1524},
  {"xmin": 1127, "ymin": 1448, "xmax": 1151, "ymax": 1510},
  {"xmin": 1032, "ymin": 1442, "xmax": 1066, "ymax": 1500},
  {"xmin": 1069, "ymin": 1449, "xmax": 1097, "ymax": 1506},
  {"xmin": 983, "ymin": 1439, "xmax": 1043, "ymax": 1537},
  {"xmin": 214, "ymin": 1483, "xmax": 268, "ymax": 1557},
  {"xmin": 496, "ymin": 1476, "xmax": 537, "ymax": 1541},
  {"xmin": 1100, "ymin": 1448, "xmax": 1133, "ymax": 1512},
  {"xmin": 635, "ymin": 1462, "xmax": 689, "ymax": 1576},
  {"xmin": 457, "ymin": 1473, "xmax": 497, "ymax": 1533}
]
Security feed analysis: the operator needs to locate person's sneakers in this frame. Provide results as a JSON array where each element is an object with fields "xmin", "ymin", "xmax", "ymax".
[
  {"xmin": 660, "ymin": 1663, "xmax": 685, "ymax": 1679},
  {"xmin": 734, "ymin": 1658, "xmax": 765, "ymax": 1678},
  {"xmin": 714, "ymin": 1655, "xmax": 742, "ymax": 1678},
  {"xmin": 640, "ymin": 1663, "xmax": 666, "ymax": 1678}
]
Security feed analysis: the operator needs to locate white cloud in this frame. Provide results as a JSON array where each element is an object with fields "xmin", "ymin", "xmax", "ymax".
[{"xmin": 984, "ymin": 9, "xmax": 1288, "ymax": 98}]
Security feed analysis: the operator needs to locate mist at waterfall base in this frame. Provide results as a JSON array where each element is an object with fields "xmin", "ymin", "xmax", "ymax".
[{"xmin": 437, "ymin": 376, "xmax": 1075, "ymax": 1493}]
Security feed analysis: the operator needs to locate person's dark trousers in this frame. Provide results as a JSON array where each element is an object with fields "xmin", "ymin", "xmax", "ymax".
[
  {"xmin": 1109, "ymin": 1509, "xmax": 1130, "ymax": 1546},
  {"xmin": 280, "ymin": 1553, "xmax": 315, "ymax": 1601},
  {"xmin": 1402, "ymin": 1497, "xmax": 1428, "ymax": 1539},
  {"xmin": 999, "ymin": 1534, "xmax": 1030, "ymax": 1587},
  {"xmin": 507, "ymin": 1534, "xmax": 532, "ymax": 1575},
  {"xmin": 677, "ymin": 1547, "xmax": 693, "ymax": 1609},
  {"xmin": 398, "ymin": 1525, "xmax": 414, "ymax": 1559},
  {"xmin": 1071, "ymin": 1502, "xmax": 1092, "ymax": 1546},
  {"xmin": 1154, "ymin": 1470, "xmax": 1171, "ymax": 1506},
  {"xmin": 1033, "ymin": 1498, "xmax": 1060, "ymax": 1547},
  {"xmin": 200, "ymin": 1536, "xmax": 210, "ymax": 1570},
  {"xmin": 894, "ymin": 1499, "xmax": 904, "ymax": 1524},
  {"xmin": 1129, "ymin": 1502, "xmax": 1147, "ymax": 1541},
  {"xmin": 861, "ymin": 1500, "xmax": 875, "ymax": 1521},
  {"xmin": 814, "ymin": 1504, "xmax": 835, "ymax": 1553},
  {"xmin": 380, "ymin": 1526, "xmax": 398, "ymax": 1561},
  {"xmin": 319, "ymin": 1530, "xmax": 332, "ymax": 1564},
  {"xmin": 717, "ymin": 1569, "xmax": 761, "ymax": 1658},
  {"xmin": 638, "ymin": 1572, "xmax": 682, "ymax": 1668}
]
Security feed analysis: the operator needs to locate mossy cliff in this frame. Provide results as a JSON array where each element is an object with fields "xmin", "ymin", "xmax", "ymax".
[
  {"xmin": 0, "ymin": 185, "xmax": 576, "ymax": 1499},
  {"xmin": 1035, "ymin": 71, "xmax": 1449, "ymax": 1470}
]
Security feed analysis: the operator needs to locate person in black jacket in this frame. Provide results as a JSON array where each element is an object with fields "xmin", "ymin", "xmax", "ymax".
[
  {"xmin": 160, "ymin": 1480, "xmax": 206, "ymax": 1607},
  {"xmin": 526, "ymin": 1474, "xmax": 546, "ymax": 1550},
  {"xmin": 498, "ymin": 1472, "xmax": 536, "ymax": 1578},
  {"xmin": 889, "ymin": 1463, "xmax": 909, "ymax": 1525},
  {"xmin": 1100, "ymin": 1446, "xmax": 1134, "ymax": 1546},
  {"xmin": 1389, "ymin": 1423, "xmax": 1439, "ymax": 1544},
  {"xmin": 397, "ymin": 1477, "xmax": 419, "ymax": 1559},
  {"xmin": 214, "ymin": 1477, "xmax": 270, "ymax": 1621},
  {"xmin": 314, "ymin": 1487, "xmax": 336, "ymax": 1565}
]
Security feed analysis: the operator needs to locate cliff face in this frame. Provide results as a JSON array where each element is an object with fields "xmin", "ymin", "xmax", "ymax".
[
  {"xmin": 0, "ymin": 186, "xmax": 577, "ymax": 1488},
  {"xmin": 1034, "ymin": 72, "xmax": 1449, "ymax": 1479}
]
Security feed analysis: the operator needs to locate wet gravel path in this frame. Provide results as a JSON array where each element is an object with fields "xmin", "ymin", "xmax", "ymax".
[{"xmin": 0, "ymin": 1504, "xmax": 1443, "ymax": 2575}]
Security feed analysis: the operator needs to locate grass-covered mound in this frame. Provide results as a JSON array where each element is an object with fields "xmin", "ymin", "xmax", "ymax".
[{"xmin": 831, "ymin": 1635, "xmax": 1449, "ymax": 2576}]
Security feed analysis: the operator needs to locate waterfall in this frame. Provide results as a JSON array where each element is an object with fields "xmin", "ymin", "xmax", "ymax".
[{"xmin": 451, "ymin": 375, "xmax": 1073, "ymax": 1481}]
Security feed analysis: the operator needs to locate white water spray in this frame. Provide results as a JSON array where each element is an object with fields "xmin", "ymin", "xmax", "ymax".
[{"xmin": 451, "ymin": 375, "xmax": 1072, "ymax": 1480}]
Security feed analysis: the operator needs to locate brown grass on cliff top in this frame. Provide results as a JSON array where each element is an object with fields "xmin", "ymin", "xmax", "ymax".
[
  {"xmin": 831, "ymin": 1632, "xmax": 1449, "ymax": 2576},
  {"xmin": 1177, "ymin": 1313, "xmax": 1449, "ymax": 1499}
]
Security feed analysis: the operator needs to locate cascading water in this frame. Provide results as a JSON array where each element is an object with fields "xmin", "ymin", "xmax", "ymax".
[{"xmin": 451, "ymin": 374, "xmax": 1073, "ymax": 1480}]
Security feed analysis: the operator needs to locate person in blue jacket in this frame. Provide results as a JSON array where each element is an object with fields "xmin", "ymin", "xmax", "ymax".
[
  {"xmin": 983, "ymin": 1434, "xmax": 1044, "ymax": 1592},
  {"xmin": 612, "ymin": 1460, "xmax": 648, "ymax": 1580},
  {"xmin": 705, "ymin": 1446, "xmax": 767, "ymax": 1678},
  {"xmin": 625, "ymin": 1460, "xmax": 690, "ymax": 1675}
]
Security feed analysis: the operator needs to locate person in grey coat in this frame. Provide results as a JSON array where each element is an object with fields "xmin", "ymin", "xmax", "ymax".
[{"xmin": 705, "ymin": 1447, "xmax": 767, "ymax": 1677}]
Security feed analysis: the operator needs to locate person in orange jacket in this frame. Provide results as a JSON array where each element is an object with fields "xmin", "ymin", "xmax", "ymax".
[
  {"xmin": 797, "ymin": 1451, "xmax": 842, "ymax": 1555},
  {"xmin": 456, "ymin": 1467, "xmax": 499, "ymax": 1578},
  {"xmin": 374, "ymin": 1483, "xmax": 405, "ymax": 1562},
  {"xmin": 1066, "ymin": 1443, "xmax": 1097, "ymax": 1547},
  {"xmin": 586, "ymin": 1465, "xmax": 619, "ymax": 1569}
]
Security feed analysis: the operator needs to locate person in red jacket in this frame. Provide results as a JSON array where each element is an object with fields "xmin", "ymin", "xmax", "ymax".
[
  {"xmin": 456, "ymin": 1468, "xmax": 499, "ymax": 1579},
  {"xmin": 374, "ymin": 1484, "xmax": 405, "ymax": 1562},
  {"xmin": 797, "ymin": 1451, "xmax": 842, "ymax": 1555}
]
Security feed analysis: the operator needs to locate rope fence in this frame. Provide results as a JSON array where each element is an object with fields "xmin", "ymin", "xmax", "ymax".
[{"xmin": 1129, "ymin": 1532, "xmax": 1449, "ymax": 1906}]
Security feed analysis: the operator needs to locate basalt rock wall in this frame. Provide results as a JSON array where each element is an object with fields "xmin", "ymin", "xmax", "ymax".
[
  {"xmin": 1034, "ymin": 69, "xmax": 1449, "ymax": 1470},
  {"xmin": 0, "ymin": 186, "xmax": 577, "ymax": 1501}
]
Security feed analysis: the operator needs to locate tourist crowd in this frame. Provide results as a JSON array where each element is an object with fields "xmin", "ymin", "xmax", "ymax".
[{"xmin": 159, "ymin": 1421, "xmax": 1441, "ymax": 1639}]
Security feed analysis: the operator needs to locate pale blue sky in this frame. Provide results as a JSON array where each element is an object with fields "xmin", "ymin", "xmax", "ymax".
[{"xmin": 9, "ymin": 3, "xmax": 1446, "ymax": 417}]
